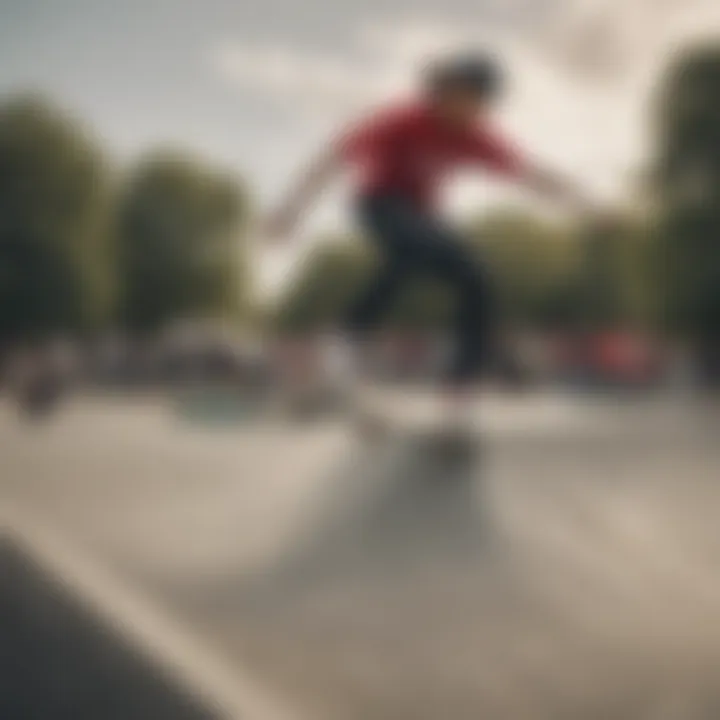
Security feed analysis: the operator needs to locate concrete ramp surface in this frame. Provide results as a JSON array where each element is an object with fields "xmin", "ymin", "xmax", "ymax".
[
  {"xmin": 3, "ymin": 396, "xmax": 720, "ymax": 720},
  {"xmin": 238, "ymin": 433, "xmax": 488, "ymax": 596}
]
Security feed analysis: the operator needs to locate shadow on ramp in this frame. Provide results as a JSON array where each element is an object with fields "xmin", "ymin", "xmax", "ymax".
[
  {"xmin": 236, "ymin": 431, "xmax": 494, "ymax": 609},
  {"xmin": 183, "ymin": 432, "xmax": 529, "ymax": 720}
]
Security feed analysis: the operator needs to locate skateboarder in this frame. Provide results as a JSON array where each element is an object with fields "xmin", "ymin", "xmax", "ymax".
[{"xmin": 264, "ymin": 53, "xmax": 607, "ymax": 434}]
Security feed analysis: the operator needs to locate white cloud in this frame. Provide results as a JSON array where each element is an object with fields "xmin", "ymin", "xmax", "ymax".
[
  {"xmin": 215, "ymin": 2, "xmax": 718, "ymax": 294},
  {"xmin": 210, "ymin": 1, "xmax": 720, "ymax": 201},
  {"xmin": 211, "ymin": 17, "xmax": 528, "ymax": 115},
  {"xmin": 213, "ymin": 44, "xmax": 381, "ymax": 111}
]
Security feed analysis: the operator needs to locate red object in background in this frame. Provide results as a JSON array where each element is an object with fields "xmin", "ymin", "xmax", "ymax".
[
  {"xmin": 593, "ymin": 332, "xmax": 662, "ymax": 384},
  {"xmin": 550, "ymin": 331, "xmax": 664, "ymax": 386}
]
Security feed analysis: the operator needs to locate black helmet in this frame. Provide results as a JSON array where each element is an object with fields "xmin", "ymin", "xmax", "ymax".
[{"xmin": 425, "ymin": 53, "xmax": 503, "ymax": 98}]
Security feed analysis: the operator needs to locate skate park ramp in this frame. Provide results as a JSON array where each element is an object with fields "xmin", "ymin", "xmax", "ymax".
[
  {"xmin": 0, "ymin": 512, "xmax": 291, "ymax": 720},
  {"xmin": 163, "ymin": 421, "xmax": 720, "ymax": 720},
  {"xmin": 3, "ymin": 396, "xmax": 720, "ymax": 720}
]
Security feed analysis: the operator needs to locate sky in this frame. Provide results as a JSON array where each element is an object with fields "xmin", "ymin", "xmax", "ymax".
[{"xmin": 1, "ymin": 0, "xmax": 719, "ymax": 290}]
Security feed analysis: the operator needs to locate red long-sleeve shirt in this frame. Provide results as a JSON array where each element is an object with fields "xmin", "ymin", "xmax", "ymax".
[{"xmin": 337, "ymin": 100, "xmax": 526, "ymax": 209}]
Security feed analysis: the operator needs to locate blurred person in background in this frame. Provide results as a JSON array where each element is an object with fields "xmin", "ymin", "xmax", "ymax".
[
  {"xmin": 264, "ymin": 52, "xmax": 611, "ymax": 440},
  {"xmin": 5, "ymin": 341, "xmax": 68, "ymax": 419}
]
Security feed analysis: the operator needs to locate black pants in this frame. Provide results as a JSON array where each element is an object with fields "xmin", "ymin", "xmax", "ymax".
[{"xmin": 345, "ymin": 193, "xmax": 497, "ymax": 384}]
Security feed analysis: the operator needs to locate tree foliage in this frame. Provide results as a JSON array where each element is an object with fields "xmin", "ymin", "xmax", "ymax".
[
  {"xmin": 0, "ymin": 96, "xmax": 110, "ymax": 343},
  {"xmin": 271, "ymin": 210, "xmax": 651, "ymax": 335},
  {"xmin": 271, "ymin": 237, "xmax": 455, "ymax": 334},
  {"xmin": 116, "ymin": 150, "xmax": 248, "ymax": 334},
  {"xmin": 3, "ymin": 39, "xmax": 719, "ymax": 362},
  {"xmin": 650, "ymin": 44, "xmax": 720, "ymax": 381},
  {"xmin": 652, "ymin": 44, "xmax": 720, "ymax": 341}
]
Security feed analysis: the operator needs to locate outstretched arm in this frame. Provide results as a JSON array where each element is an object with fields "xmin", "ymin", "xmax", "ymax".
[
  {"xmin": 472, "ymin": 128, "xmax": 608, "ymax": 216},
  {"xmin": 263, "ymin": 147, "xmax": 345, "ymax": 244},
  {"xmin": 519, "ymin": 163, "xmax": 600, "ymax": 214},
  {"xmin": 263, "ymin": 106, "xmax": 407, "ymax": 244}
]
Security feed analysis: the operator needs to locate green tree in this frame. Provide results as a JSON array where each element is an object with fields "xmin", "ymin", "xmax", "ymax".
[
  {"xmin": 652, "ymin": 44, "xmax": 720, "ymax": 381},
  {"xmin": 471, "ymin": 209, "xmax": 656, "ymax": 332},
  {"xmin": 271, "ymin": 237, "xmax": 453, "ymax": 334},
  {"xmin": 575, "ymin": 218, "xmax": 655, "ymax": 331},
  {"xmin": 273, "ymin": 213, "xmax": 584, "ymax": 335},
  {"xmin": 0, "ymin": 96, "xmax": 110, "ymax": 345},
  {"xmin": 272, "ymin": 239, "xmax": 371, "ymax": 333},
  {"xmin": 467, "ymin": 210, "xmax": 581, "ymax": 328},
  {"xmin": 273, "ymin": 209, "xmax": 653, "ymax": 338},
  {"xmin": 116, "ymin": 151, "xmax": 248, "ymax": 334}
]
